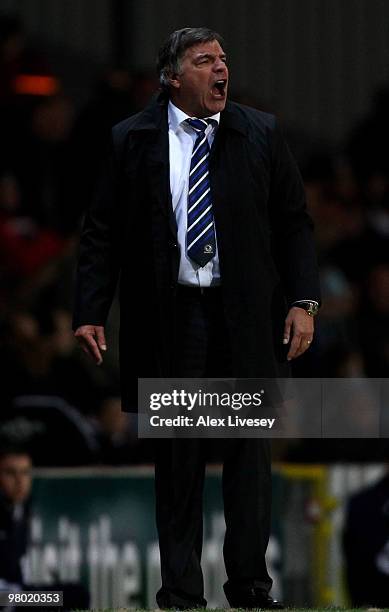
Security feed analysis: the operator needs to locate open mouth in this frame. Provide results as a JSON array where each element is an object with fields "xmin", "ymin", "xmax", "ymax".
[{"xmin": 211, "ymin": 79, "xmax": 227, "ymax": 98}]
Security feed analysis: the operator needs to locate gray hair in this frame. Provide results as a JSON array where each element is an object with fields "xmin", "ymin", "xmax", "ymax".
[{"xmin": 157, "ymin": 27, "xmax": 225, "ymax": 91}]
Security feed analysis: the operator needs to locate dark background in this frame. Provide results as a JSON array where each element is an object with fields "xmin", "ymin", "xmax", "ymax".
[
  {"xmin": 0, "ymin": 0, "xmax": 389, "ymax": 465},
  {"xmin": 3, "ymin": 0, "xmax": 389, "ymax": 143}
]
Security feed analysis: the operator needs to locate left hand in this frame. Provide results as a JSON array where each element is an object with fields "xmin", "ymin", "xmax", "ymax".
[{"xmin": 283, "ymin": 306, "xmax": 314, "ymax": 360}]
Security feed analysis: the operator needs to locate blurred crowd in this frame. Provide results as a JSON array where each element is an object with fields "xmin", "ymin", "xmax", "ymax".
[{"xmin": 0, "ymin": 14, "xmax": 388, "ymax": 465}]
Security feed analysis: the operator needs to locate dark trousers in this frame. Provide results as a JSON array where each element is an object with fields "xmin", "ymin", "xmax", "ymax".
[{"xmin": 155, "ymin": 287, "xmax": 272, "ymax": 608}]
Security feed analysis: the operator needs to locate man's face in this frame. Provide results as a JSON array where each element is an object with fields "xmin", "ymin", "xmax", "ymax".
[
  {"xmin": 169, "ymin": 39, "xmax": 229, "ymax": 117},
  {"xmin": 0, "ymin": 454, "xmax": 32, "ymax": 504}
]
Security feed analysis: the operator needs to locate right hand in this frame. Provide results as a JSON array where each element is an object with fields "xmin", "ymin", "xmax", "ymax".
[{"xmin": 74, "ymin": 325, "xmax": 107, "ymax": 365}]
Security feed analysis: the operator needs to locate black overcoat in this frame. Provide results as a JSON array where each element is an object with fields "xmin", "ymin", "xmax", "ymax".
[{"xmin": 73, "ymin": 93, "xmax": 320, "ymax": 411}]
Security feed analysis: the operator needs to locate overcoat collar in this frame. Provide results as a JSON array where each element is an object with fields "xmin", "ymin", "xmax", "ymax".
[{"xmin": 128, "ymin": 91, "xmax": 248, "ymax": 136}]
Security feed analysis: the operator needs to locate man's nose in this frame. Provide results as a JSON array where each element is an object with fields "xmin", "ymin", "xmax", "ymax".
[{"xmin": 214, "ymin": 59, "xmax": 227, "ymax": 74}]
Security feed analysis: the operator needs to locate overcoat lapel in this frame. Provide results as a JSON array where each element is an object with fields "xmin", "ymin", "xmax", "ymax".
[
  {"xmin": 145, "ymin": 127, "xmax": 177, "ymax": 237},
  {"xmin": 127, "ymin": 94, "xmax": 177, "ymax": 238}
]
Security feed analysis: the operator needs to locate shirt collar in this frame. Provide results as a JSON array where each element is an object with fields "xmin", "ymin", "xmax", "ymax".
[{"xmin": 168, "ymin": 100, "xmax": 220, "ymax": 133}]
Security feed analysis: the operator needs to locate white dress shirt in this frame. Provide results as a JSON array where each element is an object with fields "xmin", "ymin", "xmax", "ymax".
[{"xmin": 168, "ymin": 100, "xmax": 221, "ymax": 287}]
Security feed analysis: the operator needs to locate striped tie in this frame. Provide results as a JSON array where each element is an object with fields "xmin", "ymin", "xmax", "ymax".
[{"xmin": 185, "ymin": 118, "xmax": 216, "ymax": 267}]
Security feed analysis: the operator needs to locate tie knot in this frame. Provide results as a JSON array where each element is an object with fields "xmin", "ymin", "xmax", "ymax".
[{"xmin": 186, "ymin": 118, "xmax": 209, "ymax": 133}]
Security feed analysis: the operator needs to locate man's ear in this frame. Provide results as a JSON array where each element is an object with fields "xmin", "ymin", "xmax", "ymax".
[{"xmin": 169, "ymin": 73, "xmax": 181, "ymax": 90}]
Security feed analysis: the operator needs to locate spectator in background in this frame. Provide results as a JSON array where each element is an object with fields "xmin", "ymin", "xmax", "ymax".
[
  {"xmin": 346, "ymin": 85, "xmax": 389, "ymax": 184},
  {"xmin": 70, "ymin": 68, "xmax": 158, "ymax": 221},
  {"xmin": 343, "ymin": 468, "xmax": 389, "ymax": 607},
  {"xmin": 70, "ymin": 69, "xmax": 136, "ymax": 215},
  {"xmin": 0, "ymin": 445, "xmax": 89, "ymax": 611},
  {"xmin": 358, "ymin": 263, "xmax": 389, "ymax": 376},
  {"xmin": 0, "ymin": 13, "xmax": 52, "ymax": 102},
  {"xmin": 0, "ymin": 446, "xmax": 32, "ymax": 590},
  {"xmin": 0, "ymin": 307, "xmax": 110, "ymax": 411},
  {"xmin": 0, "ymin": 307, "xmax": 120, "ymax": 467},
  {"xmin": 0, "ymin": 171, "xmax": 67, "ymax": 298},
  {"xmin": 0, "ymin": 14, "xmax": 26, "ymax": 102},
  {"xmin": 3, "ymin": 93, "xmax": 77, "ymax": 235}
]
